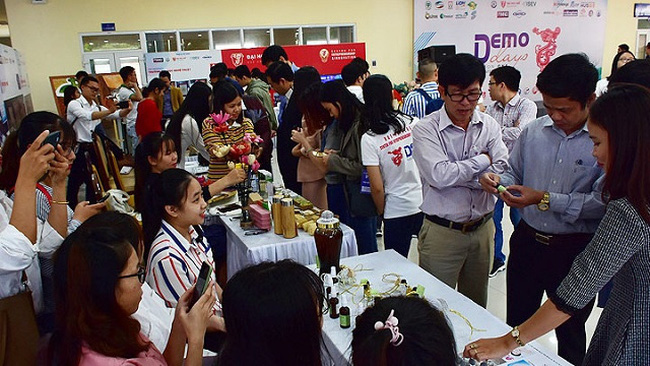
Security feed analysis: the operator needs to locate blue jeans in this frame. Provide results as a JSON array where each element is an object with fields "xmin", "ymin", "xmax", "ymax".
[
  {"xmin": 493, "ymin": 198, "xmax": 521, "ymax": 263},
  {"xmin": 327, "ymin": 184, "xmax": 350, "ymax": 225},
  {"xmin": 383, "ymin": 212, "xmax": 423, "ymax": 257},
  {"xmin": 348, "ymin": 215, "xmax": 378, "ymax": 255}
]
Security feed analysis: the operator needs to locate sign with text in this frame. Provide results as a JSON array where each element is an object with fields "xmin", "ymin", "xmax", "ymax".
[
  {"xmin": 414, "ymin": 0, "xmax": 607, "ymax": 102},
  {"xmin": 144, "ymin": 50, "xmax": 222, "ymax": 84},
  {"xmin": 221, "ymin": 43, "xmax": 366, "ymax": 75}
]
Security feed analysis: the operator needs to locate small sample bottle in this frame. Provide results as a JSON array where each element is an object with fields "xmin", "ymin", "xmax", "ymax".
[
  {"xmin": 329, "ymin": 287, "xmax": 339, "ymax": 319},
  {"xmin": 339, "ymin": 295, "xmax": 350, "ymax": 329},
  {"xmin": 330, "ymin": 266, "xmax": 339, "ymax": 285}
]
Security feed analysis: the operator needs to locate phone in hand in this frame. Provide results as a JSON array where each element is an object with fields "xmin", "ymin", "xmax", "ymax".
[
  {"xmin": 42, "ymin": 131, "xmax": 61, "ymax": 148},
  {"xmin": 97, "ymin": 193, "xmax": 111, "ymax": 203},
  {"xmin": 117, "ymin": 100, "xmax": 130, "ymax": 109},
  {"xmin": 190, "ymin": 261, "xmax": 213, "ymax": 308}
]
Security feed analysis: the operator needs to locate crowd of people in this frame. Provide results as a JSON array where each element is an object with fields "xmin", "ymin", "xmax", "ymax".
[{"xmin": 0, "ymin": 42, "xmax": 648, "ymax": 366}]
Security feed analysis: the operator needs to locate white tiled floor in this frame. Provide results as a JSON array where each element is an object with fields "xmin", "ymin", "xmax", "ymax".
[{"xmin": 378, "ymin": 205, "xmax": 602, "ymax": 358}]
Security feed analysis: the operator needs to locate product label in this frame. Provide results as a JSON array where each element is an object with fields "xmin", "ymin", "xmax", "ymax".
[{"xmin": 340, "ymin": 313, "xmax": 350, "ymax": 328}]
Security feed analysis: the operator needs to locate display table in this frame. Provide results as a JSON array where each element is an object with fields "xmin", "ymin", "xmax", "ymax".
[
  {"xmin": 318, "ymin": 250, "xmax": 570, "ymax": 366},
  {"xmin": 217, "ymin": 214, "xmax": 358, "ymax": 279}
]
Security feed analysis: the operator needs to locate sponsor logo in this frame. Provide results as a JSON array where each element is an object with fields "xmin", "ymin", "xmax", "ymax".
[
  {"xmin": 440, "ymin": 13, "xmax": 454, "ymax": 18},
  {"xmin": 543, "ymin": 10, "xmax": 555, "ymax": 14},
  {"xmin": 456, "ymin": 0, "xmax": 466, "ymax": 9},
  {"xmin": 501, "ymin": 1, "xmax": 521, "ymax": 7},
  {"xmin": 230, "ymin": 53, "xmax": 244, "ymax": 66},
  {"xmin": 153, "ymin": 58, "xmax": 163, "ymax": 63},
  {"xmin": 190, "ymin": 56, "xmax": 200, "ymax": 60},
  {"xmin": 425, "ymin": 0, "xmax": 432, "ymax": 10},
  {"xmin": 491, "ymin": 0, "xmax": 498, "ymax": 8},
  {"xmin": 468, "ymin": 0, "xmax": 477, "ymax": 10},
  {"xmin": 455, "ymin": 12, "xmax": 468, "ymax": 18},
  {"xmin": 319, "ymin": 48, "xmax": 330, "ymax": 63},
  {"xmin": 435, "ymin": 0, "xmax": 444, "ymax": 8},
  {"xmin": 501, "ymin": 1, "xmax": 506, "ymax": 7},
  {"xmin": 588, "ymin": 9, "xmax": 593, "ymax": 16},
  {"xmin": 425, "ymin": 12, "xmax": 440, "ymax": 18},
  {"xmin": 597, "ymin": 10, "xmax": 601, "ymax": 17},
  {"xmin": 523, "ymin": 1, "xmax": 536, "ymax": 6},
  {"xmin": 513, "ymin": 10, "xmax": 526, "ymax": 17},
  {"xmin": 563, "ymin": 9, "xmax": 578, "ymax": 16},
  {"xmin": 497, "ymin": 10, "xmax": 509, "ymax": 17},
  {"xmin": 201, "ymin": 55, "xmax": 212, "ymax": 59},
  {"xmin": 580, "ymin": 8, "xmax": 587, "ymax": 16},
  {"xmin": 471, "ymin": 10, "xmax": 478, "ymax": 19},
  {"xmin": 553, "ymin": 1, "xmax": 569, "ymax": 6},
  {"xmin": 448, "ymin": 1, "xmax": 453, "ymax": 9}
]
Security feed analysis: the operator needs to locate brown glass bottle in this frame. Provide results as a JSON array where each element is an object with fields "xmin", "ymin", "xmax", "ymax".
[{"xmin": 315, "ymin": 210, "xmax": 343, "ymax": 276}]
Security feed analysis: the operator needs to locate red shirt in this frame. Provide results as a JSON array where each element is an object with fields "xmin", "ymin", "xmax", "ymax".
[{"xmin": 136, "ymin": 98, "xmax": 163, "ymax": 140}]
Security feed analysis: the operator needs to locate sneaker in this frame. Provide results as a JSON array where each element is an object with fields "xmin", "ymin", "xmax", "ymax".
[{"xmin": 489, "ymin": 260, "xmax": 506, "ymax": 278}]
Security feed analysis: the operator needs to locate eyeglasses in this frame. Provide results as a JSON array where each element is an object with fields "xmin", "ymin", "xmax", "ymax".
[
  {"xmin": 118, "ymin": 266, "xmax": 146, "ymax": 284},
  {"xmin": 84, "ymin": 85, "xmax": 100, "ymax": 93},
  {"xmin": 445, "ymin": 90, "xmax": 482, "ymax": 102}
]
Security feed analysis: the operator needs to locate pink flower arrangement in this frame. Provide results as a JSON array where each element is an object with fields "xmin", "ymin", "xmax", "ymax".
[{"xmin": 209, "ymin": 112, "xmax": 230, "ymax": 134}]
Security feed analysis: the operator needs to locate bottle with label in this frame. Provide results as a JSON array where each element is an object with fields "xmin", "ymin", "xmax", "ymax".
[
  {"xmin": 250, "ymin": 171, "xmax": 259, "ymax": 193},
  {"xmin": 339, "ymin": 295, "xmax": 350, "ymax": 329},
  {"xmin": 314, "ymin": 210, "xmax": 343, "ymax": 276}
]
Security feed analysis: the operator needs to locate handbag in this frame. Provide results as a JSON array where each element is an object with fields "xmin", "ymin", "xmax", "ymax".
[{"xmin": 0, "ymin": 272, "xmax": 39, "ymax": 365}]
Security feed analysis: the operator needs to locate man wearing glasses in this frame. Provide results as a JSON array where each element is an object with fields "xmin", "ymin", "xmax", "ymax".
[
  {"xmin": 66, "ymin": 76, "xmax": 131, "ymax": 207},
  {"xmin": 412, "ymin": 53, "xmax": 509, "ymax": 308}
]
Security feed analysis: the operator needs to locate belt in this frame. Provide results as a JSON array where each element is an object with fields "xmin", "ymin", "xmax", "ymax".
[
  {"xmin": 425, "ymin": 212, "xmax": 493, "ymax": 234},
  {"xmin": 519, "ymin": 221, "xmax": 593, "ymax": 247}
]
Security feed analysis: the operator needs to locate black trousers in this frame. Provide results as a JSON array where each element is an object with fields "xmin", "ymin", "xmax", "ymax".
[
  {"xmin": 507, "ymin": 221, "xmax": 595, "ymax": 366},
  {"xmin": 67, "ymin": 143, "xmax": 96, "ymax": 208}
]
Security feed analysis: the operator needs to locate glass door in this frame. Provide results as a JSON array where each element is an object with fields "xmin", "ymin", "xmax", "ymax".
[
  {"xmin": 115, "ymin": 52, "xmax": 145, "ymax": 85},
  {"xmin": 82, "ymin": 52, "xmax": 116, "ymax": 74}
]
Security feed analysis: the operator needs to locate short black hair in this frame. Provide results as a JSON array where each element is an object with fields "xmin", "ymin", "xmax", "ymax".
[
  {"xmin": 266, "ymin": 61, "xmax": 294, "ymax": 83},
  {"xmin": 210, "ymin": 63, "xmax": 228, "ymax": 80},
  {"xmin": 75, "ymin": 70, "xmax": 89, "ymax": 80},
  {"xmin": 233, "ymin": 65, "xmax": 251, "ymax": 79},
  {"xmin": 490, "ymin": 65, "xmax": 521, "ymax": 92},
  {"xmin": 618, "ymin": 43, "xmax": 630, "ymax": 52},
  {"xmin": 437, "ymin": 53, "xmax": 485, "ymax": 89},
  {"xmin": 351, "ymin": 57, "xmax": 370, "ymax": 74},
  {"xmin": 119, "ymin": 66, "xmax": 135, "ymax": 81},
  {"xmin": 341, "ymin": 62, "xmax": 365, "ymax": 86},
  {"xmin": 536, "ymin": 53, "xmax": 598, "ymax": 108},
  {"xmin": 158, "ymin": 70, "xmax": 171, "ymax": 79},
  {"xmin": 262, "ymin": 45, "xmax": 289, "ymax": 66},
  {"xmin": 80, "ymin": 75, "xmax": 99, "ymax": 86},
  {"xmin": 251, "ymin": 68, "xmax": 265, "ymax": 80}
]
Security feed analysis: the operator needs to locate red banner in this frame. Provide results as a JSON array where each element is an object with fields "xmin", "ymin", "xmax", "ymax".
[{"xmin": 221, "ymin": 43, "xmax": 366, "ymax": 75}]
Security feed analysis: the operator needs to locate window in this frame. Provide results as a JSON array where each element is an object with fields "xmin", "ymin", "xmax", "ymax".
[
  {"xmin": 213, "ymin": 30, "xmax": 242, "ymax": 50},
  {"xmin": 146, "ymin": 32, "xmax": 178, "ymax": 53},
  {"xmin": 303, "ymin": 27, "xmax": 327, "ymax": 45},
  {"xmin": 180, "ymin": 31, "xmax": 210, "ymax": 51},
  {"xmin": 82, "ymin": 34, "xmax": 141, "ymax": 52},
  {"xmin": 330, "ymin": 26, "xmax": 354, "ymax": 44},
  {"xmin": 243, "ymin": 29, "xmax": 270, "ymax": 48},
  {"xmin": 273, "ymin": 27, "xmax": 300, "ymax": 46}
]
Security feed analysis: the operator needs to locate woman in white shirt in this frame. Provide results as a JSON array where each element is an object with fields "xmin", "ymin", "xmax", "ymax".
[
  {"xmin": 0, "ymin": 130, "xmax": 67, "ymax": 364},
  {"xmin": 166, "ymin": 82, "xmax": 212, "ymax": 169},
  {"xmin": 360, "ymin": 75, "xmax": 423, "ymax": 258}
]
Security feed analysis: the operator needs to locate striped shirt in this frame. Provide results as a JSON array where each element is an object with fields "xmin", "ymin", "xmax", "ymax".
[
  {"xmin": 146, "ymin": 220, "xmax": 221, "ymax": 314},
  {"xmin": 401, "ymin": 81, "xmax": 441, "ymax": 119},
  {"xmin": 485, "ymin": 94, "xmax": 537, "ymax": 152},
  {"xmin": 201, "ymin": 117, "xmax": 255, "ymax": 180}
]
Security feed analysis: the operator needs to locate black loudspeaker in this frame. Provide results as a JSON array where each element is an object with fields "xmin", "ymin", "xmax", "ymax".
[{"xmin": 417, "ymin": 45, "xmax": 456, "ymax": 64}]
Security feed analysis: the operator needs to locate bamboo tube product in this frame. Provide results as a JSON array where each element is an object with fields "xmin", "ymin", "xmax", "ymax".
[
  {"xmin": 281, "ymin": 198, "xmax": 297, "ymax": 239},
  {"xmin": 272, "ymin": 195, "xmax": 284, "ymax": 235}
]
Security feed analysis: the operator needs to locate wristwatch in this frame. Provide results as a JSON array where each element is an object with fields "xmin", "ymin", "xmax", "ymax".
[
  {"xmin": 537, "ymin": 191, "xmax": 550, "ymax": 211},
  {"xmin": 511, "ymin": 326, "xmax": 525, "ymax": 347}
]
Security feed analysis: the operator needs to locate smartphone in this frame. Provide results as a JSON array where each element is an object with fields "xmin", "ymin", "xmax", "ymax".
[
  {"xmin": 97, "ymin": 193, "xmax": 111, "ymax": 203},
  {"xmin": 117, "ymin": 100, "xmax": 130, "ymax": 109},
  {"xmin": 42, "ymin": 131, "xmax": 60, "ymax": 148},
  {"xmin": 191, "ymin": 261, "xmax": 213, "ymax": 307}
]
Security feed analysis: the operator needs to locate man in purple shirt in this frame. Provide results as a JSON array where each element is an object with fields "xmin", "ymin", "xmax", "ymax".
[
  {"xmin": 413, "ymin": 53, "xmax": 509, "ymax": 308},
  {"xmin": 480, "ymin": 54, "xmax": 604, "ymax": 365}
]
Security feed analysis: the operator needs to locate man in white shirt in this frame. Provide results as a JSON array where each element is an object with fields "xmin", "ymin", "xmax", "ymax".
[
  {"xmin": 485, "ymin": 65, "xmax": 537, "ymax": 277},
  {"xmin": 116, "ymin": 66, "xmax": 143, "ymax": 154},
  {"xmin": 341, "ymin": 60, "xmax": 369, "ymax": 103},
  {"xmin": 66, "ymin": 76, "xmax": 131, "ymax": 207}
]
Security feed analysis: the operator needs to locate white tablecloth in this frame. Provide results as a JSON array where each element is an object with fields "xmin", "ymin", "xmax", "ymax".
[
  {"xmin": 218, "ymin": 215, "xmax": 358, "ymax": 279},
  {"xmin": 318, "ymin": 250, "xmax": 570, "ymax": 366}
]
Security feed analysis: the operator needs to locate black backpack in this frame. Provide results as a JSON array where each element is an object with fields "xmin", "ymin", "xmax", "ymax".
[{"xmin": 414, "ymin": 88, "xmax": 444, "ymax": 115}]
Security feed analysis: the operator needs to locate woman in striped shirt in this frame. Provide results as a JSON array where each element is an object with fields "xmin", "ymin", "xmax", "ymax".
[
  {"xmin": 202, "ymin": 81, "xmax": 256, "ymax": 181},
  {"xmin": 143, "ymin": 168, "xmax": 226, "ymax": 350}
]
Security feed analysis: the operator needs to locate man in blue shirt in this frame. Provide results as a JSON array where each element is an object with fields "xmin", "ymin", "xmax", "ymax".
[
  {"xmin": 402, "ymin": 58, "xmax": 441, "ymax": 118},
  {"xmin": 480, "ymin": 54, "xmax": 605, "ymax": 366}
]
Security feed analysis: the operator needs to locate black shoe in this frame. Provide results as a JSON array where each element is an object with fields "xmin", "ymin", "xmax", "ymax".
[{"xmin": 489, "ymin": 260, "xmax": 506, "ymax": 278}]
